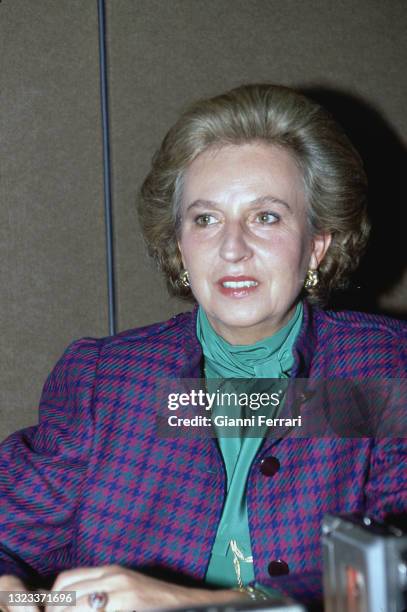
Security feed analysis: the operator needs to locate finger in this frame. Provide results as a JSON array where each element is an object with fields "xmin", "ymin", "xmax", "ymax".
[
  {"xmin": 0, "ymin": 577, "xmax": 40, "ymax": 612},
  {"xmin": 0, "ymin": 576, "xmax": 27, "ymax": 589},
  {"xmin": 46, "ymin": 574, "xmax": 119, "ymax": 612},
  {"xmin": 2, "ymin": 606, "xmax": 40, "ymax": 612},
  {"xmin": 74, "ymin": 589, "xmax": 138, "ymax": 612},
  {"xmin": 51, "ymin": 565, "xmax": 118, "ymax": 591}
]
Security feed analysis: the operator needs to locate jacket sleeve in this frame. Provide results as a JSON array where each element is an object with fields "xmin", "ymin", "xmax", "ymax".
[
  {"xmin": 365, "ymin": 374, "xmax": 407, "ymax": 519},
  {"xmin": 0, "ymin": 337, "xmax": 101, "ymax": 585},
  {"xmin": 364, "ymin": 437, "xmax": 407, "ymax": 519}
]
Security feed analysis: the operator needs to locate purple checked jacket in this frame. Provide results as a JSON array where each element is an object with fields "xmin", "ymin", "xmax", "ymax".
[{"xmin": 0, "ymin": 300, "xmax": 406, "ymax": 604}]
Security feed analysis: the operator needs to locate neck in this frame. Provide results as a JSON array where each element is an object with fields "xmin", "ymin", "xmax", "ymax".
[{"xmin": 206, "ymin": 304, "xmax": 298, "ymax": 345}]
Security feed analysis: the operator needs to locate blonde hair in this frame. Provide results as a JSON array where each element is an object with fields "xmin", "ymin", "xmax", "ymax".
[{"xmin": 138, "ymin": 83, "xmax": 369, "ymax": 305}]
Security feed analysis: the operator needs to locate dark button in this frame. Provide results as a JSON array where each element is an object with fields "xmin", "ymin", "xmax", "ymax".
[
  {"xmin": 260, "ymin": 456, "xmax": 280, "ymax": 477},
  {"xmin": 268, "ymin": 559, "xmax": 289, "ymax": 576}
]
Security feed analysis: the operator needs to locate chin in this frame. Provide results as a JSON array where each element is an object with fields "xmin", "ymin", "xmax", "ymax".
[{"xmin": 210, "ymin": 309, "xmax": 276, "ymax": 332}]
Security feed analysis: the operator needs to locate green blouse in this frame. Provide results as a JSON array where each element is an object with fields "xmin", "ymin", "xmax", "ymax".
[{"xmin": 196, "ymin": 302, "xmax": 303, "ymax": 590}]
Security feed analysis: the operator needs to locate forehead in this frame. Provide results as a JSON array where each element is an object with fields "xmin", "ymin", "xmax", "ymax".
[{"xmin": 182, "ymin": 142, "xmax": 306, "ymax": 208}]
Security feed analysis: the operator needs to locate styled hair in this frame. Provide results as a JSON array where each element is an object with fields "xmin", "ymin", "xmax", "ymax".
[{"xmin": 138, "ymin": 83, "xmax": 369, "ymax": 305}]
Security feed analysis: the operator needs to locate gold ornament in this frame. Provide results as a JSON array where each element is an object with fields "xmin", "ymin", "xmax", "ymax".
[
  {"xmin": 304, "ymin": 269, "xmax": 319, "ymax": 289},
  {"xmin": 178, "ymin": 270, "xmax": 190, "ymax": 288}
]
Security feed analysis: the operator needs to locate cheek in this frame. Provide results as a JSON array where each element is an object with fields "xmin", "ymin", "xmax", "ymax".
[
  {"xmin": 178, "ymin": 240, "xmax": 209, "ymax": 289},
  {"xmin": 179, "ymin": 232, "xmax": 215, "ymax": 268},
  {"xmin": 259, "ymin": 235, "xmax": 311, "ymax": 290},
  {"xmin": 260, "ymin": 233, "xmax": 306, "ymax": 266},
  {"xmin": 178, "ymin": 232, "xmax": 194, "ymax": 265}
]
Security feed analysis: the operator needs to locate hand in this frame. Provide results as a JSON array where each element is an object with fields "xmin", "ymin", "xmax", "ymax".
[
  {"xmin": 47, "ymin": 565, "xmax": 247, "ymax": 611},
  {"xmin": 0, "ymin": 575, "xmax": 40, "ymax": 612}
]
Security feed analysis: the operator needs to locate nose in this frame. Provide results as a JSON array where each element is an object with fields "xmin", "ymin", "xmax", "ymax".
[{"xmin": 219, "ymin": 221, "xmax": 253, "ymax": 263}]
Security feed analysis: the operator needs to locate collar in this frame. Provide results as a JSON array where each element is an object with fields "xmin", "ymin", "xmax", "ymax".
[
  {"xmin": 197, "ymin": 302, "xmax": 303, "ymax": 379},
  {"xmin": 179, "ymin": 299, "xmax": 317, "ymax": 379}
]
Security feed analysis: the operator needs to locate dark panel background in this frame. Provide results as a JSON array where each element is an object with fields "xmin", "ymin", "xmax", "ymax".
[
  {"xmin": 1, "ymin": 0, "xmax": 406, "ymax": 439},
  {"xmin": 0, "ymin": 0, "xmax": 107, "ymax": 438}
]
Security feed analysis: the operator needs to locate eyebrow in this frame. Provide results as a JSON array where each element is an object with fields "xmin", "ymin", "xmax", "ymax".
[{"xmin": 186, "ymin": 195, "xmax": 291, "ymax": 213}]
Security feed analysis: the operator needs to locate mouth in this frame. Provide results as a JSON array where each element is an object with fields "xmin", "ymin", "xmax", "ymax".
[
  {"xmin": 217, "ymin": 276, "xmax": 260, "ymax": 297},
  {"xmin": 221, "ymin": 280, "xmax": 258, "ymax": 288}
]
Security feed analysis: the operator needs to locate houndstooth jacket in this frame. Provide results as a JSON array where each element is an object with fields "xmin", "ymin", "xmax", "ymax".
[{"xmin": 0, "ymin": 300, "xmax": 406, "ymax": 605}]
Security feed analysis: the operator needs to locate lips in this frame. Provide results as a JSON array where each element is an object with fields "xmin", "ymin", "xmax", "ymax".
[{"xmin": 217, "ymin": 276, "xmax": 260, "ymax": 298}]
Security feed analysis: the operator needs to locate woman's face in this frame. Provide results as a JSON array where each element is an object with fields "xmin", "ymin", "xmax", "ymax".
[{"xmin": 178, "ymin": 142, "xmax": 331, "ymax": 344}]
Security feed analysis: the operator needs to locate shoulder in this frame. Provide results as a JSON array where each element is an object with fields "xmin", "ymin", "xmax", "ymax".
[
  {"xmin": 102, "ymin": 309, "xmax": 195, "ymax": 349},
  {"xmin": 315, "ymin": 306, "xmax": 405, "ymax": 338},
  {"xmin": 310, "ymin": 305, "xmax": 406, "ymax": 376},
  {"xmin": 67, "ymin": 310, "xmax": 194, "ymax": 351},
  {"xmin": 58, "ymin": 309, "xmax": 197, "ymax": 378}
]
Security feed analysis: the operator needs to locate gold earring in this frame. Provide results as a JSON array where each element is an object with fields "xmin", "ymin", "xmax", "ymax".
[
  {"xmin": 304, "ymin": 269, "xmax": 319, "ymax": 289},
  {"xmin": 178, "ymin": 270, "xmax": 190, "ymax": 288}
]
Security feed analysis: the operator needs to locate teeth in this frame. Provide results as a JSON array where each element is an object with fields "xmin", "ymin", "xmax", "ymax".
[{"xmin": 222, "ymin": 280, "xmax": 258, "ymax": 288}]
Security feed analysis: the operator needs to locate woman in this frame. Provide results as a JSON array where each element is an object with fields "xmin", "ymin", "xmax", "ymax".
[{"xmin": 0, "ymin": 84, "xmax": 405, "ymax": 611}]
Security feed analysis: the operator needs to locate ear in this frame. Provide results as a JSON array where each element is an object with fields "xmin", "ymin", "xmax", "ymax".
[{"xmin": 309, "ymin": 233, "xmax": 332, "ymax": 270}]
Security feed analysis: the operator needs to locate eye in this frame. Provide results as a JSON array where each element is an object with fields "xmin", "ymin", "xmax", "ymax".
[
  {"xmin": 256, "ymin": 211, "xmax": 280, "ymax": 224},
  {"xmin": 194, "ymin": 213, "xmax": 217, "ymax": 226}
]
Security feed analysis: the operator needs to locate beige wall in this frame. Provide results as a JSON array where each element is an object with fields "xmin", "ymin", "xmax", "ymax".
[
  {"xmin": 0, "ymin": 1, "xmax": 107, "ymax": 438},
  {"xmin": 1, "ymin": 0, "xmax": 406, "ymax": 439}
]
